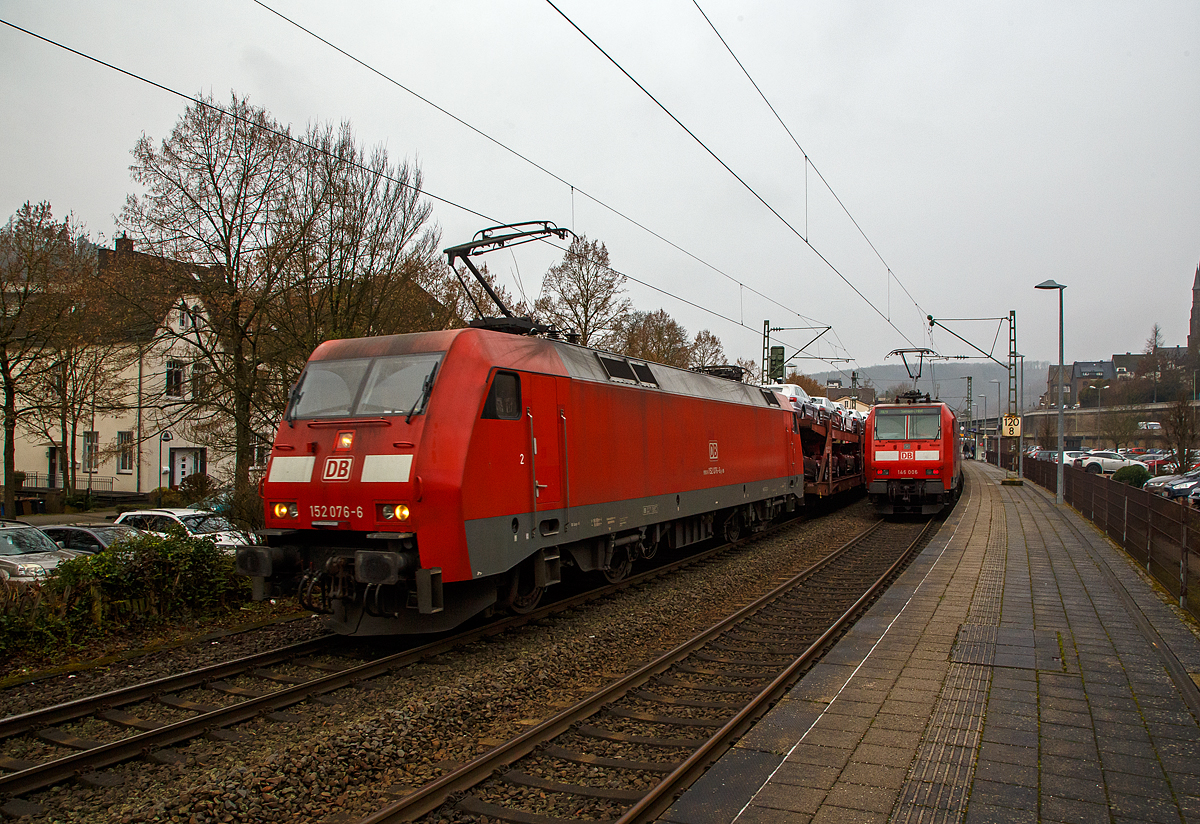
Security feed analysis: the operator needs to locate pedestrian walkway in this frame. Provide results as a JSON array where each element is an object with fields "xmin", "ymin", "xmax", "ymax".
[{"xmin": 665, "ymin": 460, "xmax": 1200, "ymax": 823}]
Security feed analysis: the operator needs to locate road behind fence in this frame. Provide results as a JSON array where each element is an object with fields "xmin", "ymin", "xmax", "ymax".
[{"xmin": 1023, "ymin": 458, "xmax": 1197, "ymax": 620}]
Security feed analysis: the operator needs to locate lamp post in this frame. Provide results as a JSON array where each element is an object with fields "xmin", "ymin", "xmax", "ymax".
[
  {"xmin": 1090, "ymin": 383, "xmax": 1110, "ymax": 448},
  {"xmin": 1036, "ymin": 279, "xmax": 1067, "ymax": 504},
  {"xmin": 158, "ymin": 431, "xmax": 172, "ymax": 497},
  {"xmin": 990, "ymin": 379, "xmax": 1002, "ymax": 468},
  {"xmin": 979, "ymin": 393, "xmax": 987, "ymax": 461},
  {"xmin": 972, "ymin": 402, "xmax": 979, "ymax": 459},
  {"xmin": 1018, "ymin": 354, "xmax": 1025, "ymax": 478}
]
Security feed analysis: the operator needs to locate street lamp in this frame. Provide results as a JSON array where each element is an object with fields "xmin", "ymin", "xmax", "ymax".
[
  {"xmin": 1090, "ymin": 383, "xmax": 1110, "ymax": 448},
  {"xmin": 990, "ymin": 379, "xmax": 1002, "ymax": 469},
  {"xmin": 1018, "ymin": 354, "xmax": 1025, "ymax": 478},
  {"xmin": 979, "ymin": 393, "xmax": 987, "ymax": 461},
  {"xmin": 158, "ymin": 431, "xmax": 173, "ymax": 496},
  {"xmin": 1036, "ymin": 279, "xmax": 1067, "ymax": 504}
]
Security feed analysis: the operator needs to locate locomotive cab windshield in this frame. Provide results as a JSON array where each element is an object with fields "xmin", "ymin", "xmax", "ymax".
[
  {"xmin": 873, "ymin": 408, "xmax": 941, "ymax": 440},
  {"xmin": 287, "ymin": 352, "xmax": 444, "ymax": 420}
]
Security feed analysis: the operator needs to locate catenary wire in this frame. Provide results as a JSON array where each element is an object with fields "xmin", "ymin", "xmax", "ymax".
[
  {"xmin": 247, "ymin": 0, "xmax": 839, "ymax": 340},
  {"xmin": 544, "ymin": 0, "xmax": 920, "ymax": 351},
  {"xmin": 691, "ymin": 0, "xmax": 930, "ymax": 328},
  {"xmin": 0, "ymin": 17, "xmax": 857, "ymax": 376}
]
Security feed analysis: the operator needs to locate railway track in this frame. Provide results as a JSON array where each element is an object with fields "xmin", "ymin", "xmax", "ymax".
[
  {"xmin": 357, "ymin": 517, "xmax": 937, "ymax": 824},
  {"xmin": 0, "ymin": 508, "xmax": 837, "ymax": 816}
]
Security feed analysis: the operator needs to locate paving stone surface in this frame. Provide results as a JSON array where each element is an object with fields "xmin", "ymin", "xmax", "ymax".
[{"xmin": 662, "ymin": 461, "xmax": 1200, "ymax": 824}]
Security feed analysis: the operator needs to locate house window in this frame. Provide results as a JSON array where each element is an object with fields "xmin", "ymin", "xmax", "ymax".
[
  {"xmin": 191, "ymin": 362, "xmax": 210, "ymax": 401},
  {"xmin": 117, "ymin": 431, "xmax": 133, "ymax": 473},
  {"xmin": 252, "ymin": 436, "xmax": 271, "ymax": 469},
  {"xmin": 83, "ymin": 431, "xmax": 99, "ymax": 473},
  {"xmin": 166, "ymin": 360, "xmax": 184, "ymax": 397}
]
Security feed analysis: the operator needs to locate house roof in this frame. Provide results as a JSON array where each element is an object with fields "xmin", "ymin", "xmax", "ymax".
[{"xmin": 1072, "ymin": 361, "xmax": 1116, "ymax": 381}]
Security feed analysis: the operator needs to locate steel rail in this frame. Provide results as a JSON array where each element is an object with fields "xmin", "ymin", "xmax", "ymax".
[
  {"xmin": 355, "ymin": 518, "xmax": 916, "ymax": 824},
  {"xmin": 0, "ymin": 511, "xmax": 806, "ymax": 800},
  {"xmin": 0, "ymin": 635, "xmax": 336, "ymax": 740},
  {"xmin": 616, "ymin": 518, "xmax": 937, "ymax": 823}
]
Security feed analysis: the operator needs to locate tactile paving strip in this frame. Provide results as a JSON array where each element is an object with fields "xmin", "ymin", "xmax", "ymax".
[{"xmin": 890, "ymin": 496, "xmax": 1006, "ymax": 823}]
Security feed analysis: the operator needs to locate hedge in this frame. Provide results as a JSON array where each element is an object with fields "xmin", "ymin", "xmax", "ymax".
[{"xmin": 0, "ymin": 529, "xmax": 252, "ymax": 660}]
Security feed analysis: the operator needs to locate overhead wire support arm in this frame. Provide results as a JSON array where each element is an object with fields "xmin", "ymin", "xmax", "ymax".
[{"xmin": 926, "ymin": 316, "xmax": 1007, "ymax": 369}]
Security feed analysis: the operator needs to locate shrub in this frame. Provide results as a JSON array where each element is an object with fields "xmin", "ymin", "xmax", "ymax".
[
  {"xmin": 177, "ymin": 473, "xmax": 216, "ymax": 505},
  {"xmin": 149, "ymin": 486, "xmax": 184, "ymax": 507},
  {"xmin": 1112, "ymin": 465, "xmax": 1151, "ymax": 488},
  {"xmin": 0, "ymin": 529, "xmax": 251, "ymax": 660}
]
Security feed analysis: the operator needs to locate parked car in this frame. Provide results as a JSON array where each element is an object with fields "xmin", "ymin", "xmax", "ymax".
[
  {"xmin": 114, "ymin": 508, "xmax": 251, "ymax": 552},
  {"xmin": 1050, "ymin": 450, "xmax": 1089, "ymax": 465},
  {"xmin": 1144, "ymin": 465, "xmax": 1200, "ymax": 495},
  {"xmin": 40, "ymin": 523, "xmax": 144, "ymax": 554},
  {"xmin": 1071, "ymin": 451, "xmax": 1148, "ymax": 475},
  {"xmin": 0, "ymin": 520, "xmax": 83, "ymax": 584},
  {"xmin": 187, "ymin": 487, "xmax": 233, "ymax": 517},
  {"xmin": 1160, "ymin": 471, "xmax": 1200, "ymax": 500}
]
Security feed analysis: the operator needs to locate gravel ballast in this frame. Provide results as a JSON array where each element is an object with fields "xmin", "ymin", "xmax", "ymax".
[{"xmin": 3, "ymin": 499, "xmax": 878, "ymax": 823}]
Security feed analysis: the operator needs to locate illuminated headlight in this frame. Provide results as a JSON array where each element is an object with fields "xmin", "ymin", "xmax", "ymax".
[
  {"xmin": 272, "ymin": 502, "xmax": 299, "ymax": 519},
  {"xmin": 378, "ymin": 504, "xmax": 410, "ymax": 521}
]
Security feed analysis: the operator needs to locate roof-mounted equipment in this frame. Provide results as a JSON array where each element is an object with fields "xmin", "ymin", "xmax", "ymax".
[{"xmin": 444, "ymin": 222, "xmax": 572, "ymax": 336}]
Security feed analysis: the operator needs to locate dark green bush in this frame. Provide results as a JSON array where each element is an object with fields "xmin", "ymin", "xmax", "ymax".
[
  {"xmin": 1112, "ymin": 465, "xmax": 1151, "ymax": 488},
  {"xmin": 149, "ymin": 486, "xmax": 184, "ymax": 507},
  {"xmin": 177, "ymin": 473, "xmax": 216, "ymax": 505},
  {"xmin": 0, "ymin": 529, "xmax": 251, "ymax": 660}
]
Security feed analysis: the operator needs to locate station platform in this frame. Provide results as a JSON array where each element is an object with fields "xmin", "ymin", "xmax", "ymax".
[{"xmin": 665, "ymin": 460, "xmax": 1200, "ymax": 823}]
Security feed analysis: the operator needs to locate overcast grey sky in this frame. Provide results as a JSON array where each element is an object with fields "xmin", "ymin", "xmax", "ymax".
[{"xmin": 2, "ymin": 1, "xmax": 1196, "ymax": 377}]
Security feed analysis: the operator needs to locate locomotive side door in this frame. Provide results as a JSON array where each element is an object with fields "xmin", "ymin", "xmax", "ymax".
[{"xmin": 527, "ymin": 374, "xmax": 562, "ymax": 508}]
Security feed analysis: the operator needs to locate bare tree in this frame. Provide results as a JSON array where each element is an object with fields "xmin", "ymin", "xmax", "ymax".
[
  {"xmin": 262, "ymin": 121, "xmax": 443, "ymax": 417},
  {"xmin": 20, "ymin": 278, "xmax": 138, "ymax": 496},
  {"xmin": 736, "ymin": 357, "xmax": 758, "ymax": 384},
  {"xmin": 1036, "ymin": 414, "xmax": 1056, "ymax": 449},
  {"xmin": 0, "ymin": 202, "xmax": 83, "ymax": 514},
  {"xmin": 1100, "ymin": 407, "xmax": 1141, "ymax": 452},
  {"xmin": 689, "ymin": 329, "xmax": 725, "ymax": 369},
  {"xmin": 616, "ymin": 309, "xmax": 692, "ymax": 368},
  {"xmin": 535, "ymin": 234, "xmax": 629, "ymax": 347},
  {"xmin": 118, "ymin": 91, "xmax": 311, "ymax": 523},
  {"xmin": 1161, "ymin": 397, "xmax": 1197, "ymax": 472}
]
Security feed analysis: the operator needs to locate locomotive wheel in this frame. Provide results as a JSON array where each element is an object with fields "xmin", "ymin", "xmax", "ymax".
[
  {"xmin": 602, "ymin": 545, "xmax": 633, "ymax": 584},
  {"xmin": 502, "ymin": 562, "xmax": 543, "ymax": 615},
  {"xmin": 722, "ymin": 511, "xmax": 743, "ymax": 543}
]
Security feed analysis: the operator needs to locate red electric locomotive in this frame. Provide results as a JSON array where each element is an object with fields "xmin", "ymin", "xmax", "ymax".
[
  {"xmin": 863, "ymin": 397, "xmax": 963, "ymax": 515},
  {"xmin": 238, "ymin": 327, "xmax": 806, "ymax": 635}
]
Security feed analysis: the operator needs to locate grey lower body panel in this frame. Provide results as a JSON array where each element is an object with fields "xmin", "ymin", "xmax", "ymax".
[{"xmin": 464, "ymin": 475, "xmax": 802, "ymax": 579}]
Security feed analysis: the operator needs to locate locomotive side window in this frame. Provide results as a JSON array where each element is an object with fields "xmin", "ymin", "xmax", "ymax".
[
  {"xmin": 289, "ymin": 352, "xmax": 444, "ymax": 419},
  {"xmin": 482, "ymin": 372, "xmax": 522, "ymax": 420}
]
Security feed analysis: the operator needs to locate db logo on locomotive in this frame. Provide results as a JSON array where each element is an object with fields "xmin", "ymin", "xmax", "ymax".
[{"xmin": 323, "ymin": 456, "xmax": 354, "ymax": 482}]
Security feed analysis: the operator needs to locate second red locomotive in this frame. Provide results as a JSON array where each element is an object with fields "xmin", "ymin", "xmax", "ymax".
[{"xmin": 863, "ymin": 397, "xmax": 963, "ymax": 515}]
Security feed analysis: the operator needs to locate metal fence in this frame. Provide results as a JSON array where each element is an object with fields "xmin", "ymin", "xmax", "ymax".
[
  {"xmin": 1023, "ymin": 458, "xmax": 1197, "ymax": 619},
  {"xmin": 20, "ymin": 473, "xmax": 115, "ymax": 492}
]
